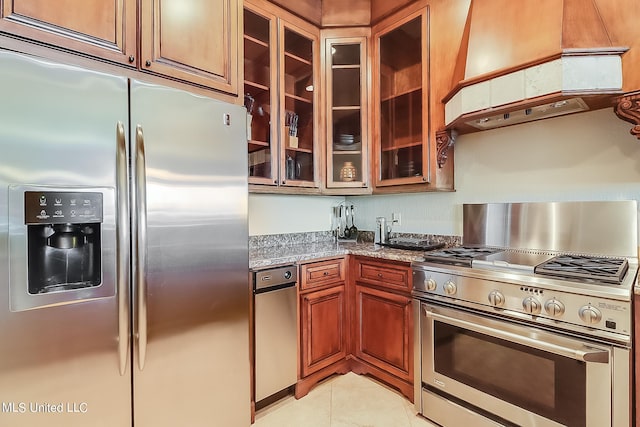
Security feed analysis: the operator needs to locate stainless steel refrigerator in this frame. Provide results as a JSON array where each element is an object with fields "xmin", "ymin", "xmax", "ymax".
[{"xmin": 0, "ymin": 50, "xmax": 250, "ymax": 426}]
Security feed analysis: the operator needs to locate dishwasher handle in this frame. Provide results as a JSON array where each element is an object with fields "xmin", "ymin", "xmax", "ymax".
[{"xmin": 254, "ymin": 282, "xmax": 297, "ymax": 295}]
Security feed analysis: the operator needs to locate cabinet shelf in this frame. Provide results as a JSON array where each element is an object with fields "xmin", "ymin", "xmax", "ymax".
[
  {"xmin": 285, "ymin": 51, "xmax": 312, "ymax": 65},
  {"xmin": 333, "ymin": 150, "xmax": 362, "ymax": 155},
  {"xmin": 381, "ymin": 141, "xmax": 422, "ymax": 152},
  {"xmin": 285, "ymin": 92, "xmax": 313, "ymax": 104},
  {"xmin": 332, "ymin": 105, "xmax": 360, "ymax": 111},
  {"xmin": 248, "ymin": 139, "xmax": 270, "ymax": 151},
  {"xmin": 332, "ymin": 64, "xmax": 360, "ymax": 70},
  {"xmin": 244, "ymin": 34, "xmax": 268, "ymax": 48},
  {"xmin": 381, "ymin": 87, "xmax": 421, "ymax": 103},
  {"xmin": 244, "ymin": 80, "xmax": 269, "ymax": 92},
  {"xmin": 286, "ymin": 146, "xmax": 313, "ymax": 154}
]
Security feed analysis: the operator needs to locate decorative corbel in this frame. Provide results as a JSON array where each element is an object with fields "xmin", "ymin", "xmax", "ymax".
[
  {"xmin": 436, "ymin": 129, "xmax": 457, "ymax": 168},
  {"xmin": 614, "ymin": 92, "xmax": 640, "ymax": 140}
]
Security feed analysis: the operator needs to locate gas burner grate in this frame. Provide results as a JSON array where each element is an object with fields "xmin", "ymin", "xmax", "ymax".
[
  {"xmin": 422, "ymin": 246, "xmax": 503, "ymax": 267},
  {"xmin": 535, "ymin": 254, "xmax": 628, "ymax": 284}
]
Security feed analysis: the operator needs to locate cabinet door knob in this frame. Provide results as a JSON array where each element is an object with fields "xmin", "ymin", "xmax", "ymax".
[
  {"xmin": 323, "ymin": 271, "xmax": 329, "ymax": 276},
  {"xmin": 128, "ymin": 55, "xmax": 135, "ymax": 63},
  {"xmin": 145, "ymin": 60, "xmax": 152, "ymax": 67}
]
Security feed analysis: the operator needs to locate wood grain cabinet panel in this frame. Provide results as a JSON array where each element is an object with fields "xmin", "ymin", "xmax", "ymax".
[
  {"xmin": 300, "ymin": 285, "xmax": 347, "ymax": 377},
  {"xmin": 300, "ymin": 258, "xmax": 345, "ymax": 290},
  {"xmin": 140, "ymin": 0, "xmax": 239, "ymax": 94},
  {"xmin": 0, "ymin": 0, "xmax": 137, "ymax": 65},
  {"xmin": 354, "ymin": 284, "xmax": 412, "ymax": 382},
  {"xmin": 356, "ymin": 259, "xmax": 410, "ymax": 292}
]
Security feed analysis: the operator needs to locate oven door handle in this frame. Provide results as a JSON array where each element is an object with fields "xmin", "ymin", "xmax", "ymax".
[{"xmin": 425, "ymin": 307, "xmax": 610, "ymax": 363}]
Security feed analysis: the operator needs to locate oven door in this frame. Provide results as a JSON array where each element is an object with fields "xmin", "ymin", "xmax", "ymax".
[{"xmin": 420, "ymin": 302, "xmax": 620, "ymax": 427}]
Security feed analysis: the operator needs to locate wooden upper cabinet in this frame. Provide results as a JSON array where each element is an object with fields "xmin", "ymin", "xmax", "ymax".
[
  {"xmin": 372, "ymin": 6, "xmax": 429, "ymax": 188},
  {"xmin": 0, "ymin": 0, "xmax": 137, "ymax": 65},
  {"xmin": 140, "ymin": 0, "xmax": 240, "ymax": 94},
  {"xmin": 279, "ymin": 20, "xmax": 319, "ymax": 187},
  {"xmin": 323, "ymin": 28, "xmax": 371, "ymax": 193},
  {"xmin": 245, "ymin": 5, "xmax": 278, "ymax": 185},
  {"xmin": 246, "ymin": 0, "xmax": 320, "ymax": 191}
]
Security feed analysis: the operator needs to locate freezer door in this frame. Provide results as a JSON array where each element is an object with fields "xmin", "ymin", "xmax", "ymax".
[
  {"xmin": 130, "ymin": 80, "xmax": 250, "ymax": 427},
  {"xmin": 0, "ymin": 51, "xmax": 131, "ymax": 426}
]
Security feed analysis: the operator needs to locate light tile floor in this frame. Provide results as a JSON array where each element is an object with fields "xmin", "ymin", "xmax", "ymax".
[{"xmin": 254, "ymin": 372, "xmax": 438, "ymax": 427}]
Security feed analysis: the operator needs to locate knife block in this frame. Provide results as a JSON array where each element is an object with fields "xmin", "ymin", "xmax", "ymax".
[{"xmin": 284, "ymin": 126, "xmax": 298, "ymax": 148}]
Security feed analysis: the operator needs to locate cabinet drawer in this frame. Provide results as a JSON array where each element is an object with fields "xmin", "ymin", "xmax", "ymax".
[
  {"xmin": 300, "ymin": 258, "xmax": 345, "ymax": 290},
  {"xmin": 355, "ymin": 258, "xmax": 411, "ymax": 293}
]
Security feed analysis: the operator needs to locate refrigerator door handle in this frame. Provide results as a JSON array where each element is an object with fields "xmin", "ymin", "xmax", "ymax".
[
  {"xmin": 116, "ymin": 121, "xmax": 130, "ymax": 376},
  {"xmin": 134, "ymin": 124, "xmax": 149, "ymax": 371}
]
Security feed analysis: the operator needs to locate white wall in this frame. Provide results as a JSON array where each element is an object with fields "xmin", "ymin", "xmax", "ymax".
[
  {"xmin": 348, "ymin": 109, "xmax": 640, "ymax": 236},
  {"xmin": 248, "ymin": 194, "xmax": 344, "ymax": 235},
  {"xmin": 248, "ymin": 109, "xmax": 640, "ymax": 237}
]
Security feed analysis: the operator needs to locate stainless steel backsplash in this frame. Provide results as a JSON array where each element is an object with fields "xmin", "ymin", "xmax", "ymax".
[{"xmin": 463, "ymin": 201, "xmax": 638, "ymax": 258}]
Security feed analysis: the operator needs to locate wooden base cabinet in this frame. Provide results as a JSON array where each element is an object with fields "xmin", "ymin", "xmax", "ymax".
[
  {"xmin": 296, "ymin": 256, "xmax": 414, "ymax": 402},
  {"xmin": 296, "ymin": 258, "xmax": 349, "ymax": 398},
  {"xmin": 350, "ymin": 256, "xmax": 414, "ymax": 401},
  {"xmin": 354, "ymin": 285, "xmax": 412, "ymax": 382},
  {"xmin": 300, "ymin": 285, "xmax": 347, "ymax": 376}
]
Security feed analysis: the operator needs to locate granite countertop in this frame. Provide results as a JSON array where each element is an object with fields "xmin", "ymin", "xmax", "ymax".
[{"xmin": 249, "ymin": 241, "xmax": 428, "ymax": 270}]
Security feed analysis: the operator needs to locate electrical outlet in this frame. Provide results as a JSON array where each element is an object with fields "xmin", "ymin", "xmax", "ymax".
[{"xmin": 392, "ymin": 212, "xmax": 401, "ymax": 226}]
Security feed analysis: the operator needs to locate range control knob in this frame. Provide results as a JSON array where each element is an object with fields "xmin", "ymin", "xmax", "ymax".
[
  {"xmin": 443, "ymin": 280, "xmax": 457, "ymax": 295},
  {"xmin": 522, "ymin": 296, "xmax": 541, "ymax": 314},
  {"xmin": 544, "ymin": 299, "xmax": 565, "ymax": 317},
  {"xmin": 579, "ymin": 305, "xmax": 602, "ymax": 325},
  {"xmin": 424, "ymin": 278, "xmax": 437, "ymax": 291},
  {"xmin": 488, "ymin": 290, "xmax": 505, "ymax": 307}
]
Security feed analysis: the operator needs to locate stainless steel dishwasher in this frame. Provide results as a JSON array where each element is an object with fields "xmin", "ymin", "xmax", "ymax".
[{"xmin": 253, "ymin": 265, "xmax": 298, "ymax": 402}]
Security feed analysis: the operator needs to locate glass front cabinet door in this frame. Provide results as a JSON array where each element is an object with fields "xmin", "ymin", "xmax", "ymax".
[
  {"xmin": 323, "ymin": 29, "xmax": 369, "ymax": 192},
  {"xmin": 244, "ymin": 7, "xmax": 278, "ymax": 185},
  {"xmin": 244, "ymin": 2, "xmax": 319, "ymax": 190},
  {"xmin": 279, "ymin": 22, "xmax": 319, "ymax": 187},
  {"xmin": 373, "ymin": 8, "xmax": 429, "ymax": 187}
]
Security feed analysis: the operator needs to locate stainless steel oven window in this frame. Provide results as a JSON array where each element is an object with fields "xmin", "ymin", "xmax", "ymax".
[
  {"xmin": 434, "ymin": 321, "xmax": 586, "ymax": 425},
  {"xmin": 420, "ymin": 303, "xmax": 618, "ymax": 427}
]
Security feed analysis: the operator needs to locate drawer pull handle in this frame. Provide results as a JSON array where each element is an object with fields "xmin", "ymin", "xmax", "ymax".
[
  {"xmin": 377, "ymin": 273, "xmax": 383, "ymax": 278},
  {"xmin": 323, "ymin": 271, "xmax": 329, "ymax": 276}
]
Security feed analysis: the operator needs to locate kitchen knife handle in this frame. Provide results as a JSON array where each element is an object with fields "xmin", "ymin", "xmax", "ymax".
[
  {"xmin": 116, "ymin": 121, "xmax": 130, "ymax": 376},
  {"xmin": 135, "ymin": 124, "xmax": 149, "ymax": 371}
]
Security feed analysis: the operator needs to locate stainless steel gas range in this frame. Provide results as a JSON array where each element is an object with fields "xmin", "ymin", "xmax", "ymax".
[{"xmin": 412, "ymin": 201, "xmax": 638, "ymax": 427}]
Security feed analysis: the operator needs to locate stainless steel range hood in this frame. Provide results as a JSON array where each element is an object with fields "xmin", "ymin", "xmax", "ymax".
[{"xmin": 443, "ymin": 0, "xmax": 629, "ymax": 133}]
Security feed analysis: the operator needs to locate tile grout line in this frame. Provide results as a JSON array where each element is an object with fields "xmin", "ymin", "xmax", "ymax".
[{"xmin": 328, "ymin": 380, "xmax": 333, "ymax": 427}]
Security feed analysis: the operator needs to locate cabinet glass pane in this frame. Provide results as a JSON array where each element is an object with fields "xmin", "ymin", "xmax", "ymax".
[
  {"xmin": 332, "ymin": 68, "xmax": 360, "ymax": 107},
  {"xmin": 378, "ymin": 16, "xmax": 422, "ymax": 181},
  {"xmin": 332, "ymin": 44, "xmax": 360, "ymax": 66},
  {"xmin": 330, "ymin": 42, "xmax": 363, "ymax": 186},
  {"xmin": 244, "ymin": 9, "xmax": 273, "ymax": 181},
  {"xmin": 284, "ymin": 28, "xmax": 314, "ymax": 182}
]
